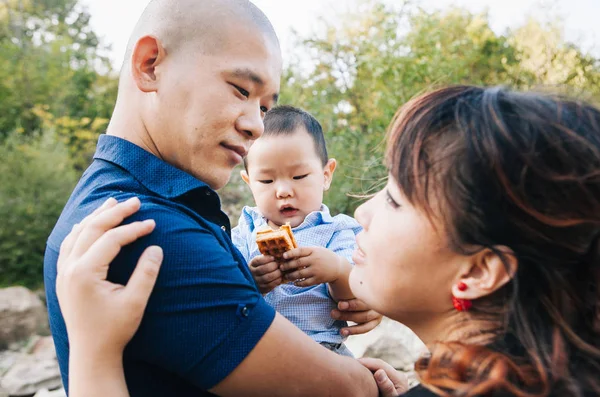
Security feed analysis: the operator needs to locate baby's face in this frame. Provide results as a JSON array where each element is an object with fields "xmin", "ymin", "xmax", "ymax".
[{"xmin": 243, "ymin": 128, "xmax": 333, "ymax": 228}]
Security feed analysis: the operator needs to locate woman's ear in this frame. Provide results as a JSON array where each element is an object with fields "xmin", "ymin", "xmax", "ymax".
[
  {"xmin": 453, "ymin": 246, "xmax": 518, "ymax": 300},
  {"xmin": 323, "ymin": 158, "xmax": 337, "ymax": 191},
  {"xmin": 131, "ymin": 35, "xmax": 167, "ymax": 93}
]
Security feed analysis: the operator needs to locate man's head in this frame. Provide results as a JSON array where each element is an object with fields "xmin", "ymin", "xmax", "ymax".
[
  {"xmin": 241, "ymin": 106, "xmax": 337, "ymax": 228},
  {"xmin": 111, "ymin": 0, "xmax": 282, "ymax": 190}
]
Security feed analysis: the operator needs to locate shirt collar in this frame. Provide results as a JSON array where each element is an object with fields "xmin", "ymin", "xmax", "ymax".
[
  {"xmin": 241, "ymin": 204, "xmax": 334, "ymax": 231},
  {"xmin": 93, "ymin": 134, "xmax": 212, "ymax": 199}
]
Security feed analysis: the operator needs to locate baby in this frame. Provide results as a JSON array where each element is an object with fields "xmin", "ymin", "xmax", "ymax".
[{"xmin": 232, "ymin": 105, "xmax": 361, "ymax": 357}]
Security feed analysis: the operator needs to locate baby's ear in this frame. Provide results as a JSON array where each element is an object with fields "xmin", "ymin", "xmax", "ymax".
[
  {"xmin": 323, "ymin": 158, "xmax": 337, "ymax": 191},
  {"xmin": 240, "ymin": 170, "xmax": 250, "ymax": 185}
]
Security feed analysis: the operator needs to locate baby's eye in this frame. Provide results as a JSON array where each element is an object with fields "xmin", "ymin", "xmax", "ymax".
[
  {"xmin": 293, "ymin": 174, "xmax": 309, "ymax": 180},
  {"xmin": 259, "ymin": 180, "xmax": 273, "ymax": 184}
]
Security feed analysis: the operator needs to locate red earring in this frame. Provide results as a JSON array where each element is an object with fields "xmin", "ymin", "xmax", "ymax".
[{"xmin": 452, "ymin": 282, "xmax": 472, "ymax": 311}]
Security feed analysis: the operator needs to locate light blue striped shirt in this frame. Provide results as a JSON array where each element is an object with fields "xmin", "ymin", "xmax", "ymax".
[{"xmin": 232, "ymin": 205, "xmax": 362, "ymax": 344}]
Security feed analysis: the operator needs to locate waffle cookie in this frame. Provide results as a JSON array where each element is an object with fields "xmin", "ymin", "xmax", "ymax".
[{"xmin": 255, "ymin": 222, "xmax": 298, "ymax": 261}]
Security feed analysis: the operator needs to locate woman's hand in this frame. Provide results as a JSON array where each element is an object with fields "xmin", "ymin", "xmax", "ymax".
[
  {"xmin": 359, "ymin": 358, "xmax": 409, "ymax": 397},
  {"xmin": 56, "ymin": 197, "xmax": 163, "ymax": 397},
  {"xmin": 57, "ymin": 197, "xmax": 162, "ymax": 358},
  {"xmin": 331, "ymin": 298, "xmax": 383, "ymax": 336}
]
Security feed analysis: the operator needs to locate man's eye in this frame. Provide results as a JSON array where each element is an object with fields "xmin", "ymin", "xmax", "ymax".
[
  {"xmin": 293, "ymin": 174, "xmax": 308, "ymax": 180},
  {"xmin": 259, "ymin": 180, "xmax": 273, "ymax": 184},
  {"xmin": 260, "ymin": 106, "xmax": 269, "ymax": 113},
  {"xmin": 234, "ymin": 85, "xmax": 249, "ymax": 98}
]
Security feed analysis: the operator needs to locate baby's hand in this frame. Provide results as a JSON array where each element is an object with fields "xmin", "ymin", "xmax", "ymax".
[
  {"xmin": 249, "ymin": 254, "xmax": 283, "ymax": 294},
  {"xmin": 280, "ymin": 246, "xmax": 343, "ymax": 287}
]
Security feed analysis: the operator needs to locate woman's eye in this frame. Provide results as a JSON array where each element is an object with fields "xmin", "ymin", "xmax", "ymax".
[
  {"xmin": 260, "ymin": 106, "xmax": 269, "ymax": 113},
  {"xmin": 293, "ymin": 174, "xmax": 308, "ymax": 180},
  {"xmin": 385, "ymin": 190, "xmax": 400, "ymax": 209},
  {"xmin": 259, "ymin": 180, "xmax": 273, "ymax": 184}
]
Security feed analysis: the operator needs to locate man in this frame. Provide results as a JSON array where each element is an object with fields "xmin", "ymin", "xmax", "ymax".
[{"xmin": 44, "ymin": 0, "xmax": 381, "ymax": 396}]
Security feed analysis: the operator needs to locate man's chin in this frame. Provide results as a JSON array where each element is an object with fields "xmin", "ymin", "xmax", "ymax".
[{"xmin": 201, "ymin": 170, "xmax": 233, "ymax": 191}]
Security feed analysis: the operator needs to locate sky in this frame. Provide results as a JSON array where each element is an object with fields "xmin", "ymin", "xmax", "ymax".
[{"xmin": 80, "ymin": 0, "xmax": 600, "ymax": 69}]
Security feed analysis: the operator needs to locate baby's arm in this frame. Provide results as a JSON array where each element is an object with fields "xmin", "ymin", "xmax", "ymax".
[
  {"xmin": 327, "ymin": 256, "xmax": 355, "ymax": 301},
  {"xmin": 326, "ymin": 227, "xmax": 361, "ymax": 301}
]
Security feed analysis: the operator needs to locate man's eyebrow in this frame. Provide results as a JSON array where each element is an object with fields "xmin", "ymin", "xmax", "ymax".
[
  {"xmin": 231, "ymin": 68, "xmax": 279, "ymax": 103},
  {"xmin": 232, "ymin": 68, "xmax": 264, "ymax": 85}
]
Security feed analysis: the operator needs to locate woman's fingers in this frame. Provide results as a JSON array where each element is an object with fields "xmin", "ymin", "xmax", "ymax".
[
  {"xmin": 123, "ymin": 245, "xmax": 163, "ymax": 313},
  {"xmin": 78, "ymin": 220, "xmax": 156, "ymax": 275},
  {"xmin": 58, "ymin": 198, "xmax": 119, "ymax": 266},
  {"xmin": 339, "ymin": 318, "xmax": 382, "ymax": 336},
  {"xmin": 358, "ymin": 358, "xmax": 408, "ymax": 395},
  {"xmin": 71, "ymin": 197, "xmax": 142, "ymax": 258},
  {"xmin": 374, "ymin": 369, "xmax": 402, "ymax": 397}
]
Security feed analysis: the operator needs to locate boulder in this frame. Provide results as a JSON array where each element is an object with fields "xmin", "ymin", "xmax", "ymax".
[
  {"xmin": 0, "ymin": 287, "xmax": 49, "ymax": 349},
  {"xmin": 0, "ymin": 354, "xmax": 61, "ymax": 397},
  {"xmin": 346, "ymin": 317, "xmax": 427, "ymax": 370},
  {"xmin": 34, "ymin": 388, "xmax": 66, "ymax": 397}
]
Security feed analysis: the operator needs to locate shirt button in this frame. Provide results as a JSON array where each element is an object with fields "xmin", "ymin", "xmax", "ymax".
[
  {"xmin": 221, "ymin": 225, "xmax": 227, "ymax": 232},
  {"xmin": 241, "ymin": 306, "xmax": 250, "ymax": 317}
]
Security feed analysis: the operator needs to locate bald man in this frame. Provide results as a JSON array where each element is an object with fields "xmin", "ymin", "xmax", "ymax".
[{"xmin": 43, "ymin": 1, "xmax": 380, "ymax": 396}]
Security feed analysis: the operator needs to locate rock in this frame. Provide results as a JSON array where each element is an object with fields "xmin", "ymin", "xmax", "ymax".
[
  {"xmin": 0, "ymin": 355, "xmax": 61, "ymax": 397},
  {"xmin": 346, "ymin": 317, "xmax": 427, "ymax": 371},
  {"xmin": 0, "ymin": 287, "xmax": 49, "ymax": 349},
  {"xmin": 34, "ymin": 388, "xmax": 66, "ymax": 397},
  {"xmin": 28, "ymin": 336, "xmax": 56, "ymax": 361},
  {"xmin": 0, "ymin": 351, "xmax": 26, "ymax": 377}
]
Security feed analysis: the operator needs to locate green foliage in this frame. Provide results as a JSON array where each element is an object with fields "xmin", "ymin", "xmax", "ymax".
[
  {"xmin": 1, "ymin": 0, "xmax": 599, "ymax": 286},
  {"xmin": 0, "ymin": 131, "xmax": 78, "ymax": 288},
  {"xmin": 0, "ymin": 0, "xmax": 117, "ymax": 140},
  {"xmin": 279, "ymin": 0, "xmax": 600, "ymax": 216}
]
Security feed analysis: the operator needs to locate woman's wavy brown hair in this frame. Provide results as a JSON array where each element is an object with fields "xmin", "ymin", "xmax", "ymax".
[{"xmin": 386, "ymin": 86, "xmax": 600, "ymax": 396}]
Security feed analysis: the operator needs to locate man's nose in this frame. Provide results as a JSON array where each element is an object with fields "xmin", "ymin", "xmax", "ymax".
[{"xmin": 236, "ymin": 105, "xmax": 265, "ymax": 140}]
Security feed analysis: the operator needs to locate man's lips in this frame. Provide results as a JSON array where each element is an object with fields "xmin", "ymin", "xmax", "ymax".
[{"xmin": 221, "ymin": 143, "xmax": 247, "ymax": 159}]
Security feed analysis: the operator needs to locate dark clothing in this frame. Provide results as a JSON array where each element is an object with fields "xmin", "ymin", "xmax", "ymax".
[{"xmin": 44, "ymin": 135, "xmax": 275, "ymax": 396}]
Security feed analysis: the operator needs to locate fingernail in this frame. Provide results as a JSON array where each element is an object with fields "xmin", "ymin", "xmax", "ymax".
[
  {"xmin": 102, "ymin": 197, "xmax": 117, "ymax": 208},
  {"xmin": 375, "ymin": 370, "xmax": 385, "ymax": 382},
  {"xmin": 331, "ymin": 310, "xmax": 340, "ymax": 319},
  {"xmin": 339, "ymin": 301, "xmax": 349, "ymax": 310},
  {"xmin": 146, "ymin": 246, "xmax": 163, "ymax": 263},
  {"xmin": 282, "ymin": 253, "xmax": 289, "ymax": 259},
  {"xmin": 125, "ymin": 197, "xmax": 140, "ymax": 205},
  {"xmin": 341, "ymin": 329, "xmax": 349, "ymax": 336},
  {"xmin": 142, "ymin": 219, "xmax": 156, "ymax": 227}
]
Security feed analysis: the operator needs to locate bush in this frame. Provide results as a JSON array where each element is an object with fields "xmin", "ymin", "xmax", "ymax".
[{"xmin": 0, "ymin": 132, "xmax": 78, "ymax": 288}]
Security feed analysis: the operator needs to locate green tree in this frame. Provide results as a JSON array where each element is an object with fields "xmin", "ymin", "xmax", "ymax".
[
  {"xmin": 0, "ymin": 131, "xmax": 78, "ymax": 288},
  {"xmin": 279, "ymin": 1, "xmax": 522, "ymax": 215},
  {"xmin": 0, "ymin": 0, "xmax": 117, "ymax": 140}
]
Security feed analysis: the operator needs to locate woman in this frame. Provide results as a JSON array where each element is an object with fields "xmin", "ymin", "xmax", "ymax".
[{"xmin": 57, "ymin": 85, "xmax": 600, "ymax": 396}]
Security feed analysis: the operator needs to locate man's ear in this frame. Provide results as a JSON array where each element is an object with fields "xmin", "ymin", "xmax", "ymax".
[
  {"xmin": 323, "ymin": 158, "xmax": 337, "ymax": 191},
  {"xmin": 131, "ymin": 35, "xmax": 166, "ymax": 93},
  {"xmin": 240, "ymin": 170, "xmax": 250, "ymax": 185},
  {"xmin": 452, "ymin": 246, "xmax": 518, "ymax": 301}
]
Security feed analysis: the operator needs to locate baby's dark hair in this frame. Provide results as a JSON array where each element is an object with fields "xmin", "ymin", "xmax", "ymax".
[{"xmin": 243, "ymin": 105, "xmax": 329, "ymax": 170}]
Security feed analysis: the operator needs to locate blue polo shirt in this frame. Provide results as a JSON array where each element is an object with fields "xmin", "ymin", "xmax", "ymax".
[{"xmin": 44, "ymin": 134, "xmax": 276, "ymax": 396}]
